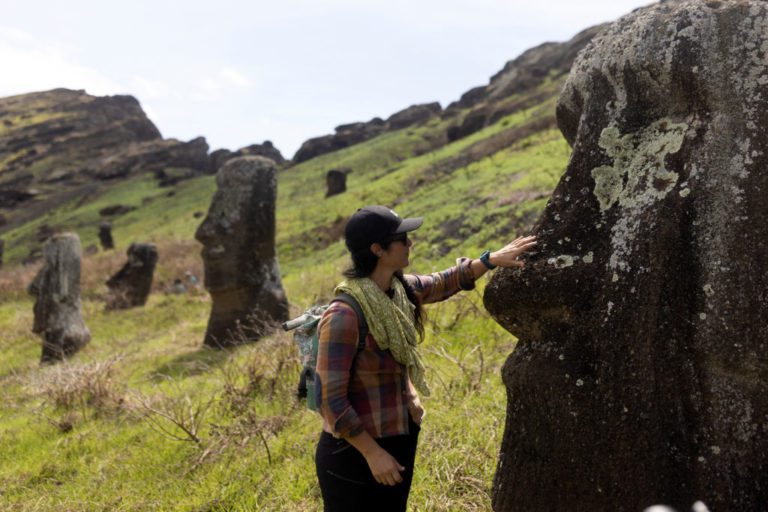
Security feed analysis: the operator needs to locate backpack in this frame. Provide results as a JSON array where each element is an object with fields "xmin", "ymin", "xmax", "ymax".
[{"xmin": 282, "ymin": 293, "xmax": 368, "ymax": 411}]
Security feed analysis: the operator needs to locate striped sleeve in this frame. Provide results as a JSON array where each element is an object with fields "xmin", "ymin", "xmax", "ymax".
[
  {"xmin": 405, "ymin": 257, "xmax": 476, "ymax": 305},
  {"xmin": 315, "ymin": 301, "xmax": 365, "ymax": 438}
]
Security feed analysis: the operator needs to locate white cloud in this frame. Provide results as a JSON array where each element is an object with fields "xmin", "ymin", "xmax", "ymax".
[
  {"xmin": 187, "ymin": 67, "xmax": 254, "ymax": 102},
  {"xmin": 130, "ymin": 76, "xmax": 171, "ymax": 99},
  {"xmin": 0, "ymin": 25, "xmax": 124, "ymax": 97},
  {"xmin": 219, "ymin": 67, "xmax": 253, "ymax": 88}
]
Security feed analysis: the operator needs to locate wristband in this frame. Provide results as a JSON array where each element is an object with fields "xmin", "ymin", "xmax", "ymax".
[{"xmin": 479, "ymin": 250, "xmax": 497, "ymax": 270}]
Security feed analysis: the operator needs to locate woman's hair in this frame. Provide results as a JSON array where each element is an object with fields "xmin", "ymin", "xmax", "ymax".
[{"xmin": 343, "ymin": 241, "xmax": 425, "ymax": 339}]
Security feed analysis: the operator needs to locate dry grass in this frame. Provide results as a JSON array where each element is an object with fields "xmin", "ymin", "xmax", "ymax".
[
  {"xmin": 25, "ymin": 357, "xmax": 127, "ymax": 432},
  {"xmin": 0, "ymin": 239, "xmax": 205, "ymax": 305},
  {"xmin": 0, "ymin": 263, "xmax": 40, "ymax": 302}
]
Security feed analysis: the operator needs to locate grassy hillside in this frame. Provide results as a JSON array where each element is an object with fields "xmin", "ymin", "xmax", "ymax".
[{"xmin": 0, "ymin": 77, "xmax": 570, "ymax": 511}]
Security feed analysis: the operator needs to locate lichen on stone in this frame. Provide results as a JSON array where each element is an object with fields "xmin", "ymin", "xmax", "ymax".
[
  {"xmin": 547, "ymin": 255, "xmax": 576, "ymax": 268},
  {"xmin": 590, "ymin": 118, "xmax": 688, "ymax": 271},
  {"xmin": 591, "ymin": 118, "xmax": 687, "ymax": 213}
]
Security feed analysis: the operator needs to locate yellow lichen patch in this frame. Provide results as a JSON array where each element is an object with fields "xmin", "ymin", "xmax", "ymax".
[{"xmin": 591, "ymin": 118, "xmax": 687, "ymax": 213}]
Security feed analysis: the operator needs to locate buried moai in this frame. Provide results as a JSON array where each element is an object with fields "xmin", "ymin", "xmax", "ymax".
[
  {"xmin": 195, "ymin": 156, "xmax": 289, "ymax": 348},
  {"xmin": 484, "ymin": 2, "xmax": 768, "ymax": 511},
  {"xmin": 105, "ymin": 243, "xmax": 158, "ymax": 309},
  {"xmin": 98, "ymin": 221, "xmax": 114, "ymax": 250},
  {"xmin": 28, "ymin": 233, "xmax": 91, "ymax": 363},
  {"xmin": 325, "ymin": 168, "xmax": 350, "ymax": 197}
]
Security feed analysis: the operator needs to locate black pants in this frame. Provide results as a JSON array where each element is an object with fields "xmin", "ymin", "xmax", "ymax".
[{"xmin": 315, "ymin": 421, "xmax": 421, "ymax": 512}]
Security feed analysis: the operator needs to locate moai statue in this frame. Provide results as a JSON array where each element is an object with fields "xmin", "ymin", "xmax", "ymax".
[
  {"xmin": 485, "ymin": 2, "xmax": 768, "ymax": 511},
  {"xmin": 325, "ymin": 168, "xmax": 350, "ymax": 197},
  {"xmin": 28, "ymin": 233, "xmax": 91, "ymax": 363},
  {"xmin": 99, "ymin": 221, "xmax": 114, "ymax": 250},
  {"xmin": 195, "ymin": 156, "xmax": 289, "ymax": 348},
  {"xmin": 105, "ymin": 243, "xmax": 158, "ymax": 309}
]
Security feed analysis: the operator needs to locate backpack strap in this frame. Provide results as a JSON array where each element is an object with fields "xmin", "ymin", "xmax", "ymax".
[{"xmin": 332, "ymin": 293, "xmax": 368, "ymax": 352}]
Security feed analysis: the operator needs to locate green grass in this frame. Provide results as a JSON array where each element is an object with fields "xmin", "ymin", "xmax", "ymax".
[{"xmin": 0, "ymin": 78, "xmax": 571, "ymax": 510}]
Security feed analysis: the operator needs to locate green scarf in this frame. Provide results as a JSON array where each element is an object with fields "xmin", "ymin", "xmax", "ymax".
[{"xmin": 334, "ymin": 277, "xmax": 430, "ymax": 397}]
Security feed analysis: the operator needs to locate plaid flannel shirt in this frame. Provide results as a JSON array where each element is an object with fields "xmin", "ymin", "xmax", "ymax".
[{"xmin": 315, "ymin": 257, "xmax": 477, "ymax": 439}]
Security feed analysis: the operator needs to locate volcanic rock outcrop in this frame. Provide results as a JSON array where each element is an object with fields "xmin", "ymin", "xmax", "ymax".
[
  {"xmin": 28, "ymin": 233, "xmax": 90, "ymax": 363},
  {"xmin": 195, "ymin": 156, "xmax": 289, "ymax": 348},
  {"xmin": 485, "ymin": 2, "xmax": 768, "ymax": 511},
  {"xmin": 0, "ymin": 89, "xmax": 210, "ymax": 236},
  {"xmin": 293, "ymin": 118, "xmax": 386, "ymax": 164},
  {"xmin": 106, "ymin": 243, "xmax": 158, "ymax": 309}
]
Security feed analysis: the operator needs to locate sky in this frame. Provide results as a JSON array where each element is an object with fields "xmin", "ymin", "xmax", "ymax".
[{"xmin": 1, "ymin": 0, "xmax": 651, "ymax": 158}]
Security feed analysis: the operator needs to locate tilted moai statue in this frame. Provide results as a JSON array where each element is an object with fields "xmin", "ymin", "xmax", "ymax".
[
  {"xmin": 105, "ymin": 243, "xmax": 158, "ymax": 309},
  {"xmin": 28, "ymin": 233, "xmax": 91, "ymax": 363},
  {"xmin": 325, "ymin": 168, "xmax": 350, "ymax": 197},
  {"xmin": 484, "ymin": 2, "xmax": 768, "ymax": 511},
  {"xmin": 195, "ymin": 156, "xmax": 289, "ymax": 348},
  {"xmin": 99, "ymin": 221, "xmax": 114, "ymax": 250}
]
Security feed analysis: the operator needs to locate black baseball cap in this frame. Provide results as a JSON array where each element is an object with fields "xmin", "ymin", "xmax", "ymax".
[{"xmin": 344, "ymin": 205, "xmax": 423, "ymax": 252}]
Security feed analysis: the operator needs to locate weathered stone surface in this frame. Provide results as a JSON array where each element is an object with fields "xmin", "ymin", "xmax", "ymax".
[
  {"xmin": 27, "ymin": 233, "xmax": 90, "ymax": 363},
  {"xmin": 98, "ymin": 221, "xmax": 114, "ymax": 250},
  {"xmin": 105, "ymin": 243, "xmax": 158, "ymax": 309},
  {"xmin": 325, "ymin": 168, "xmax": 350, "ymax": 197},
  {"xmin": 485, "ymin": 2, "xmax": 768, "ymax": 511},
  {"xmin": 195, "ymin": 156, "xmax": 289, "ymax": 348}
]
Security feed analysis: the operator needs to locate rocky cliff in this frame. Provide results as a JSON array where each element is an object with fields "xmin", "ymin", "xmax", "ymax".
[
  {"xmin": 292, "ymin": 24, "xmax": 606, "ymax": 164},
  {"xmin": 0, "ymin": 89, "xmax": 286, "ymax": 235}
]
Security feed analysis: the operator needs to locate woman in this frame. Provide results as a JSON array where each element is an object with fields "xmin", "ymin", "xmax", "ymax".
[{"xmin": 314, "ymin": 205, "xmax": 537, "ymax": 511}]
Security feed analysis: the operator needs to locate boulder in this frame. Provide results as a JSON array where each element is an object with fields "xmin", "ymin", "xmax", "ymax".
[
  {"xmin": 105, "ymin": 243, "xmax": 158, "ymax": 309},
  {"xmin": 485, "ymin": 2, "xmax": 768, "ymax": 511},
  {"xmin": 195, "ymin": 156, "xmax": 289, "ymax": 348},
  {"xmin": 28, "ymin": 233, "xmax": 90, "ymax": 363}
]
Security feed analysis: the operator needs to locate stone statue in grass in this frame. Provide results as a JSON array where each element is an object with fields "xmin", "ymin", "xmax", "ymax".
[
  {"xmin": 98, "ymin": 220, "xmax": 114, "ymax": 250},
  {"xmin": 28, "ymin": 233, "xmax": 91, "ymax": 363},
  {"xmin": 195, "ymin": 156, "xmax": 289, "ymax": 348},
  {"xmin": 105, "ymin": 243, "xmax": 158, "ymax": 309},
  {"xmin": 484, "ymin": 2, "xmax": 768, "ymax": 511}
]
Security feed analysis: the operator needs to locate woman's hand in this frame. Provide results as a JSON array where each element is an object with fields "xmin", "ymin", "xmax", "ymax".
[
  {"xmin": 408, "ymin": 395, "xmax": 425, "ymax": 425},
  {"xmin": 489, "ymin": 235, "xmax": 538, "ymax": 268},
  {"xmin": 365, "ymin": 447, "xmax": 406, "ymax": 486}
]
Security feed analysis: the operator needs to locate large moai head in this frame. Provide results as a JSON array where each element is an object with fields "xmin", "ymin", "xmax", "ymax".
[
  {"xmin": 195, "ymin": 156, "xmax": 289, "ymax": 348},
  {"xmin": 484, "ymin": 2, "xmax": 768, "ymax": 511},
  {"xmin": 27, "ymin": 233, "xmax": 91, "ymax": 363}
]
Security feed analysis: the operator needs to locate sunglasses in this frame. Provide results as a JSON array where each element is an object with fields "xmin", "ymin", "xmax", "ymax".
[{"xmin": 387, "ymin": 232, "xmax": 410, "ymax": 244}]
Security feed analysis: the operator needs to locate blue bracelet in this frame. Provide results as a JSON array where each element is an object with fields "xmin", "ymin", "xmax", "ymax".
[{"xmin": 479, "ymin": 250, "xmax": 497, "ymax": 270}]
